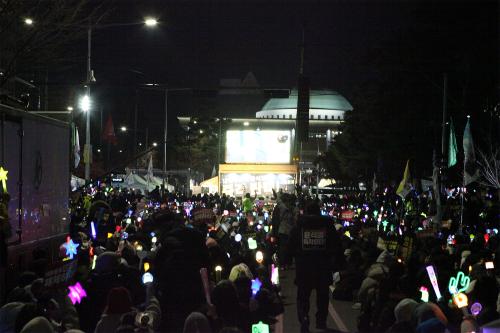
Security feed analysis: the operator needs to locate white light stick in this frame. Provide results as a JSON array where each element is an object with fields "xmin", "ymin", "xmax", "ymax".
[{"xmin": 426, "ymin": 265, "xmax": 442, "ymax": 300}]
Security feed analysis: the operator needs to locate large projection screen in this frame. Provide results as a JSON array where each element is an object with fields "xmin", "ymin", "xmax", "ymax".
[{"xmin": 225, "ymin": 130, "xmax": 291, "ymax": 163}]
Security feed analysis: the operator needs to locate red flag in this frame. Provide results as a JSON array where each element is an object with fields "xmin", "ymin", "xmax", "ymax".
[{"xmin": 102, "ymin": 115, "xmax": 117, "ymax": 145}]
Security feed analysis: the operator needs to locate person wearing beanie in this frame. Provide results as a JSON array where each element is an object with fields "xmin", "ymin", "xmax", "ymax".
[{"xmin": 94, "ymin": 287, "xmax": 134, "ymax": 333}]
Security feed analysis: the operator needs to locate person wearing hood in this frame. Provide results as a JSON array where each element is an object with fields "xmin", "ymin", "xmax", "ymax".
[{"xmin": 94, "ymin": 287, "xmax": 134, "ymax": 333}]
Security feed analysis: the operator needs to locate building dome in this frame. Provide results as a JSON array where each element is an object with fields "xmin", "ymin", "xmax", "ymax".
[{"xmin": 256, "ymin": 89, "xmax": 353, "ymax": 120}]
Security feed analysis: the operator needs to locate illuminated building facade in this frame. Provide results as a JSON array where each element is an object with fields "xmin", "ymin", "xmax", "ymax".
[{"xmin": 177, "ymin": 73, "xmax": 353, "ymax": 196}]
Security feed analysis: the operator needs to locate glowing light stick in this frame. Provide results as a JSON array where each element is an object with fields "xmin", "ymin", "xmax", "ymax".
[
  {"xmin": 448, "ymin": 271, "xmax": 470, "ymax": 295},
  {"xmin": 382, "ymin": 220, "xmax": 389, "ymax": 231},
  {"xmin": 271, "ymin": 264, "xmax": 279, "ymax": 285},
  {"xmin": 91, "ymin": 255, "xmax": 97, "ymax": 270},
  {"xmin": 142, "ymin": 272, "xmax": 154, "ymax": 284},
  {"xmin": 0, "ymin": 167, "xmax": 8, "ymax": 192},
  {"xmin": 420, "ymin": 286, "xmax": 429, "ymax": 302},
  {"xmin": 144, "ymin": 262, "xmax": 150, "ymax": 272},
  {"xmin": 63, "ymin": 239, "xmax": 79, "ymax": 260},
  {"xmin": 252, "ymin": 321, "xmax": 270, "ymax": 333},
  {"xmin": 215, "ymin": 265, "xmax": 222, "ymax": 283},
  {"xmin": 248, "ymin": 237, "xmax": 257, "ymax": 250},
  {"xmin": 251, "ymin": 278, "xmax": 262, "ymax": 295},
  {"xmin": 426, "ymin": 265, "xmax": 442, "ymax": 300},
  {"xmin": 90, "ymin": 222, "xmax": 96, "ymax": 239},
  {"xmin": 470, "ymin": 302, "xmax": 482, "ymax": 316},
  {"xmin": 255, "ymin": 251, "xmax": 264, "ymax": 264},
  {"xmin": 68, "ymin": 282, "xmax": 87, "ymax": 304},
  {"xmin": 107, "ymin": 232, "xmax": 112, "ymax": 239},
  {"xmin": 453, "ymin": 292, "xmax": 468, "ymax": 308}
]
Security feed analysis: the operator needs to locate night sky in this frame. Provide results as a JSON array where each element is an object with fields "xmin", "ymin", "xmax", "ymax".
[{"xmin": 61, "ymin": 0, "xmax": 497, "ymax": 154}]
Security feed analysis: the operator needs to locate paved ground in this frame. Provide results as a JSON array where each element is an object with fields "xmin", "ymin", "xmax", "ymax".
[{"xmin": 277, "ymin": 268, "xmax": 360, "ymax": 333}]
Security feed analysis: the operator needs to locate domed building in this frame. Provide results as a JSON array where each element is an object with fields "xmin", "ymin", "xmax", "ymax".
[
  {"xmin": 256, "ymin": 89, "xmax": 353, "ymax": 121},
  {"xmin": 177, "ymin": 73, "xmax": 354, "ymax": 196}
]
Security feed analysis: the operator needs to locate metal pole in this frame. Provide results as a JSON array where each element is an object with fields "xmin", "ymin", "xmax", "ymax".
[
  {"xmin": 436, "ymin": 73, "xmax": 447, "ymax": 228},
  {"xmin": 163, "ymin": 89, "xmax": 167, "ymax": 191},
  {"xmin": 217, "ymin": 118, "xmax": 222, "ymax": 168},
  {"xmin": 441, "ymin": 74, "xmax": 448, "ymax": 157},
  {"xmin": 84, "ymin": 25, "xmax": 92, "ymax": 182},
  {"xmin": 134, "ymin": 89, "xmax": 138, "ymax": 168}
]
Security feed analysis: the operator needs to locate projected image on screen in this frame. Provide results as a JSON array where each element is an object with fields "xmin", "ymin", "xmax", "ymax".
[{"xmin": 226, "ymin": 130, "xmax": 291, "ymax": 163}]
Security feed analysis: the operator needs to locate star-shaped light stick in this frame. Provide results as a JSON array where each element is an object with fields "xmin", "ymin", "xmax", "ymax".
[
  {"xmin": 0, "ymin": 167, "xmax": 8, "ymax": 192},
  {"xmin": 68, "ymin": 282, "xmax": 87, "ymax": 304},
  {"xmin": 63, "ymin": 238, "xmax": 79, "ymax": 260}
]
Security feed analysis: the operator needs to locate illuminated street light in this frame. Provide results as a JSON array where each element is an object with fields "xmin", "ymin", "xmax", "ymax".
[
  {"xmin": 67, "ymin": 106, "xmax": 74, "ymax": 111},
  {"xmin": 119, "ymin": 150, "xmax": 123, "ymax": 153},
  {"xmin": 138, "ymin": 142, "xmax": 143, "ymax": 146},
  {"xmin": 24, "ymin": 18, "xmax": 34, "ymax": 25},
  {"xmin": 97, "ymin": 148, "xmax": 101, "ymax": 153},
  {"xmin": 152, "ymin": 142, "xmax": 158, "ymax": 147},
  {"xmin": 144, "ymin": 18, "xmax": 158, "ymax": 27},
  {"xmin": 79, "ymin": 95, "xmax": 91, "ymax": 112},
  {"xmin": 199, "ymin": 129, "xmax": 204, "ymax": 134},
  {"xmin": 243, "ymin": 121, "xmax": 250, "ymax": 126},
  {"xmin": 120, "ymin": 126, "xmax": 127, "ymax": 132}
]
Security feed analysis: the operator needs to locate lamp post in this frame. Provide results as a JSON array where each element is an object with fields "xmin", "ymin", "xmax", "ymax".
[
  {"xmin": 84, "ymin": 25, "xmax": 92, "ymax": 182},
  {"xmin": 82, "ymin": 17, "xmax": 158, "ymax": 182}
]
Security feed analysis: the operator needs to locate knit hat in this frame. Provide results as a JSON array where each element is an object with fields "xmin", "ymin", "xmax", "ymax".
[
  {"xmin": 394, "ymin": 298, "xmax": 418, "ymax": 323},
  {"xmin": 104, "ymin": 287, "xmax": 133, "ymax": 314}
]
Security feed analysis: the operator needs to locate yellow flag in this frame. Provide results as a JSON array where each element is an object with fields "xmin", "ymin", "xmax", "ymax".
[{"xmin": 396, "ymin": 160, "xmax": 411, "ymax": 198}]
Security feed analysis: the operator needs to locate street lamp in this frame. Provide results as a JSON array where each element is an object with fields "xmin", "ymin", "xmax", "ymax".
[
  {"xmin": 144, "ymin": 18, "xmax": 158, "ymax": 27},
  {"xmin": 79, "ymin": 95, "xmax": 91, "ymax": 112},
  {"xmin": 24, "ymin": 18, "xmax": 34, "ymax": 25},
  {"xmin": 120, "ymin": 126, "xmax": 127, "ymax": 132},
  {"xmin": 67, "ymin": 106, "xmax": 74, "ymax": 111},
  {"xmin": 81, "ymin": 19, "xmax": 158, "ymax": 183},
  {"xmin": 152, "ymin": 142, "xmax": 158, "ymax": 147}
]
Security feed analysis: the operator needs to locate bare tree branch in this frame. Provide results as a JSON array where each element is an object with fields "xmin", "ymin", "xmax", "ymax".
[
  {"xmin": 478, "ymin": 149, "xmax": 500, "ymax": 189},
  {"xmin": 0, "ymin": 0, "xmax": 112, "ymax": 87}
]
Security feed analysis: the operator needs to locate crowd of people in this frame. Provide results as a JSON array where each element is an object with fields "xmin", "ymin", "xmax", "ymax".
[{"xmin": 0, "ymin": 181, "xmax": 499, "ymax": 333}]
